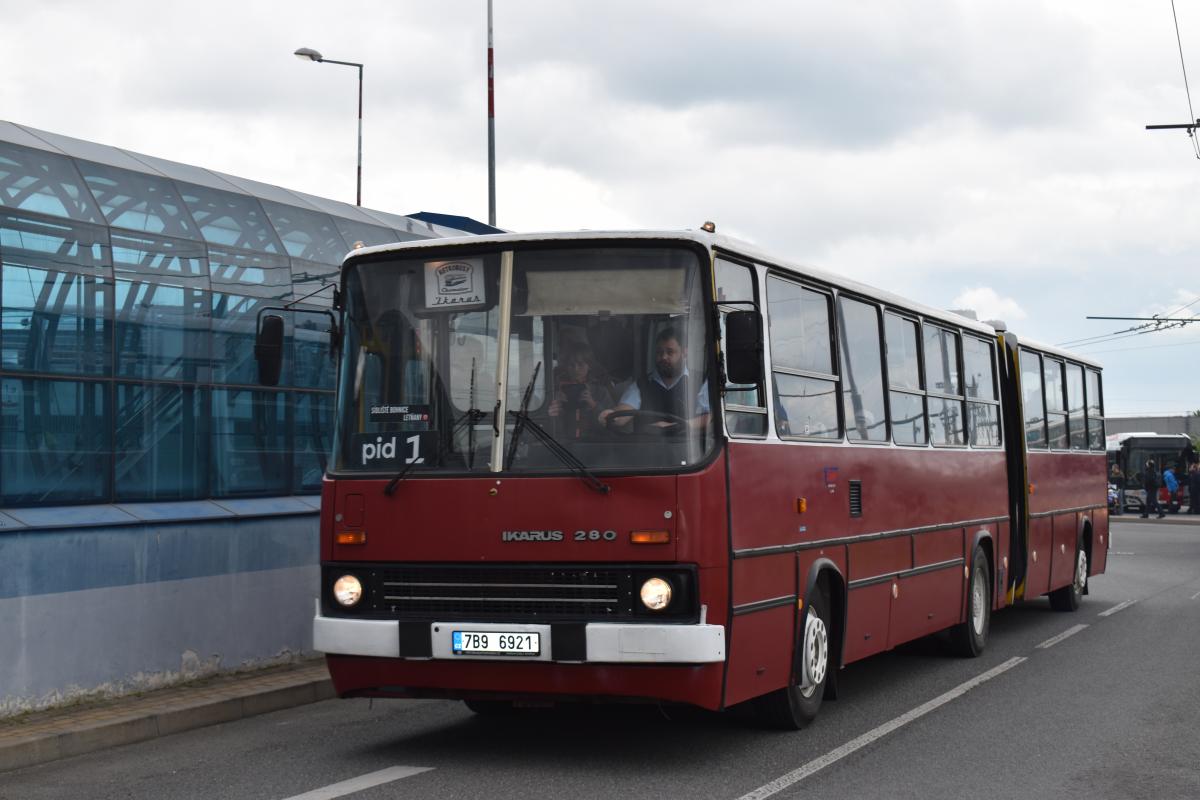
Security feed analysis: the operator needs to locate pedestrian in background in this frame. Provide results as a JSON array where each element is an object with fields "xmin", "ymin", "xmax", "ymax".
[
  {"xmin": 1189, "ymin": 463, "xmax": 1200, "ymax": 515},
  {"xmin": 1163, "ymin": 464, "xmax": 1180, "ymax": 514},
  {"xmin": 1142, "ymin": 459, "xmax": 1164, "ymax": 519},
  {"xmin": 1180, "ymin": 440, "xmax": 1198, "ymax": 471}
]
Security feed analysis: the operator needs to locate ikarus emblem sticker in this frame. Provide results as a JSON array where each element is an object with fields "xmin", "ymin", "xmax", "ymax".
[{"xmin": 425, "ymin": 258, "xmax": 486, "ymax": 309}]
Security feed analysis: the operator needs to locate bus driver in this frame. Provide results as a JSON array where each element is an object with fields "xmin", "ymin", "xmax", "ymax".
[{"xmin": 599, "ymin": 327, "xmax": 710, "ymax": 432}]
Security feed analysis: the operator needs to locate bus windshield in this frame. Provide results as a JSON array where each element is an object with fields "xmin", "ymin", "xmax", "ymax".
[{"xmin": 332, "ymin": 244, "xmax": 715, "ymax": 476}]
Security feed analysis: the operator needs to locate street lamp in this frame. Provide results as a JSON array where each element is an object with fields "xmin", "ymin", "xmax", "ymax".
[{"xmin": 294, "ymin": 46, "xmax": 364, "ymax": 206}]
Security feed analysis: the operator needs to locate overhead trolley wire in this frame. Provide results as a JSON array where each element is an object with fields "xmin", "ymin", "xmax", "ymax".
[{"xmin": 1171, "ymin": 0, "xmax": 1200, "ymax": 158}]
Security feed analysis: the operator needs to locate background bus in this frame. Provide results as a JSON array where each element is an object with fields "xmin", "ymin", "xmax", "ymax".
[{"xmin": 1106, "ymin": 432, "xmax": 1193, "ymax": 513}]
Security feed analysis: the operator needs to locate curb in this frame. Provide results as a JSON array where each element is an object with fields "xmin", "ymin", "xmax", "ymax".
[
  {"xmin": 0, "ymin": 664, "xmax": 334, "ymax": 773},
  {"xmin": 1111, "ymin": 514, "xmax": 1200, "ymax": 525}
]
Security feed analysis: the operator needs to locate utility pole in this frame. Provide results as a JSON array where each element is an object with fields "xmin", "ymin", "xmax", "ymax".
[{"xmin": 487, "ymin": 0, "xmax": 497, "ymax": 227}]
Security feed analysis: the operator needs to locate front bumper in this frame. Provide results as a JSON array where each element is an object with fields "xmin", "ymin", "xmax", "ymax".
[{"xmin": 313, "ymin": 606, "xmax": 726, "ymax": 664}]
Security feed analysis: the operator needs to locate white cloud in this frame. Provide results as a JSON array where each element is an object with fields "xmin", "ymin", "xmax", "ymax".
[
  {"xmin": 951, "ymin": 288, "xmax": 1028, "ymax": 323},
  {"xmin": 1, "ymin": 0, "xmax": 1197, "ymax": 413}
]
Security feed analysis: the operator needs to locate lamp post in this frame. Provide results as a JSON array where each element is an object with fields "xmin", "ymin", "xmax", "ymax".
[
  {"xmin": 487, "ymin": 0, "xmax": 496, "ymax": 227},
  {"xmin": 294, "ymin": 46, "xmax": 364, "ymax": 206}
]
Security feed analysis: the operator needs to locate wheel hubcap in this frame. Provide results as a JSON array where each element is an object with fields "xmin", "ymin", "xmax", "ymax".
[
  {"xmin": 971, "ymin": 570, "xmax": 986, "ymax": 635},
  {"xmin": 800, "ymin": 612, "xmax": 828, "ymax": 697},
  {"xmin": 1074, "ymin": 549, "xmax": 1088, "ymax": 594}
]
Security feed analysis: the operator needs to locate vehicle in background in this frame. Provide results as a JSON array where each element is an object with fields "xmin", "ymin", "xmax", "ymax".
[{"xmin": 1106, "ymin": 432, "xmax": 1193, "ymax": 514}]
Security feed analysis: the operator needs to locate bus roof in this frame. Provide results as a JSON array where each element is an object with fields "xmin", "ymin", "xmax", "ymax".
[
  {"xmin": 1012, "ymin": 336, "xmax": 1103, "ymax": 370},
  {"xmin": 1106, "ymin": 431, "xmax": 1191, "ymax": 449},
  {"xmin": 347, "ymin": 228, "xmax": 1000, "ymax": 337}
]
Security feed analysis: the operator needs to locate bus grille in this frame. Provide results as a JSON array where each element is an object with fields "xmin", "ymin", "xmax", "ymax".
[{"xmin": 363, "ymin": 565, "xmax": 637, "ymax": 620}]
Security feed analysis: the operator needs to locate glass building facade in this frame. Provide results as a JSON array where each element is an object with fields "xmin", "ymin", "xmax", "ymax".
[{"xmin": 0, "ymin": 121, "xmax": 472, "ymax": 508}]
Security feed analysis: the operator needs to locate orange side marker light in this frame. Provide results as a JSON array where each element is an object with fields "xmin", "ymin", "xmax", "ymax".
[
  {"xmin": 631, "ymin": 530, "xmax": 670, "ymax": 545},
  {"xmin": 336, "ymin": 531, "xmax": 367, "ymax": 545}
]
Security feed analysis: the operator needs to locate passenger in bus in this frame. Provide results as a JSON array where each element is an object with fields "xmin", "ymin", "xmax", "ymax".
[
  {"xmin": 1109, "ymin": 462, "xmax": 1124, "ymax": 515},
  {"xmin": 599, "ymin": 327, "xmax": 710, "ymax": 432},
  {"xmin": 1141, "ymin": 460, "xmax": 1164, "ymax": 519},
  {"xmin": 548, "ymin": 344, "xmax": 614, "ymax": 439}
]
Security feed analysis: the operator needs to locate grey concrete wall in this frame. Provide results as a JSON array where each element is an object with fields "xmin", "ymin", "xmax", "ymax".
[
  {"xmin": 0, "ymin": 512, "xmax": 319, "ymax": 717},
  {"xmin": 1107, "ymin": 415, "xmax": 1200, "ymax": 437}
]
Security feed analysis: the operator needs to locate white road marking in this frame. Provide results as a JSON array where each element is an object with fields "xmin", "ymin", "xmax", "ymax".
[
  {"xmin": 280, "ymin": 766, "xmax": 433, "ymax": 800},
  {"xmin": 735, "ymin": 657, "xmax": 1027, "ymax": 800},
  {"xmin": 1035, "ymin": 624, "xmax": 1089, "ymax": 649},
  {"xmin": 1109, "ymin": 551, "xmax": 1136, "ymax": 556},
  {"xmin": 1099, "ymin": 599, "xmax": 1136, "ymax": 617},
  {"xmin": 1190, "ymin": 590, "xmax": 1200, "ymax": 601}
]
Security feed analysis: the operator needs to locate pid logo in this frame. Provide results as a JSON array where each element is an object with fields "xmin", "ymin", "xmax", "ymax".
[
  {"xmin": 360, "ymin": 434, "xmax": 425, "ymax": 466},
  {"xmin": 362, "ymin": 436, "xmax": 397, "ymax": 464}
]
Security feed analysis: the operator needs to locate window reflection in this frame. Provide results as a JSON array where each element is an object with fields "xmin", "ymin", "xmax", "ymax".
[
  {"xmin": 0, "ymin": 377, "xmax": 110, "ymax": 504},
  {"xmin": 0, "ymin": 143, "xmax": 103, "ymax": 223},
  {"xmin": 1, "ymin": 264, "xmax": 112, "ymax": 376},
  {"xmin": 77, "ymin": 161, "xmax": 199, "ymax": 239},
  {"xmin": 212, "ymin": 388, "xmax": 288, "ymax": 496},
  {"xmin": 115, "ymin": 383, "xmax": 209, "ymax": 501}
]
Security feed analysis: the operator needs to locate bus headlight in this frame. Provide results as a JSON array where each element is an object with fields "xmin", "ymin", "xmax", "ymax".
[
  {"xmin": 639, "ymin": 577, "xmax": 673, "ymax": 611},
  {"xmin": 333, "ymin": 574, "xmax": 363, "ymax": 607}
]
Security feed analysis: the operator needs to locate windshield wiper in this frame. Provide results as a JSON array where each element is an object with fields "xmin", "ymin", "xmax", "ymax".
[
  {"xmin": 505, "ymin": 362, "xmax": 542, "ymax": 469},
  {"xmin": 505, "ymin": 408, "xmax": 612, "ymax": 495},
  {"xmin": 503, "ymin": 362, "xmax": 609, "ymax": 494},
  {"xmin": 383, "ymin": 407, "xmax": 487, "ymax": 496},
  {"xmin": 386, "ymin": 358, "xmax": 488, "ymax": 496}
]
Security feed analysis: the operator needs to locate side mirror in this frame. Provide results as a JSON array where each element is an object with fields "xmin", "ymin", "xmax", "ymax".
[
  {"xmin": 724, "ymin": 310, "xmax": 764, "ymax": 385},
  {"xmin": 255, "ymin": 314, "xmax": 285, "ymax": 386}
]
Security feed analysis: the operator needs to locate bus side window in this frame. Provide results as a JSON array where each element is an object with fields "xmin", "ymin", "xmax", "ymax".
[
  {"xmin": 963, "ymin": 335, "xmax": 1001, "ymax": 447},
  {"xmin": 716, "ymin": 259, "xmax": 766, "ymax": 436},
  {"xmin": 767, "ymin": 276, "xmax": 840, "ymax": 439},
  {"xmin": 837, "ymin": 296, "xmax": 887, "ymax": 442},
  {"xmin": 1086, "ymin": 369, "xmax": 1104, "ymax": 450},
  {"xmin": 1019, "ymin": 349, "xmax": 1047, "ymax": 449},
  {"xmin": 1066, "ymin": 363, "xmax": 1087, "ymax": 450},
  {"xmin": 885, "ymin": 313, "xmax": 927, "ymax": 445},
  {"xmin": 1043, "ymin": 358, "xmax": 1068, "ymax": 449},
  {"xmin": 924, "ymin": 324, "xmax": 964, "ymax": 446}
]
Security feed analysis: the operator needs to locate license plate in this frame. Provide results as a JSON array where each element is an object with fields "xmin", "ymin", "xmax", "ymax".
[{"xmin": 452, "ymin": 630, "xmax": 540, "ymax": 656}]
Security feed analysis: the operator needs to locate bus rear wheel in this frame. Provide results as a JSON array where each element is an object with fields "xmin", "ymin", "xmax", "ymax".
[
  {"xmin": 1049, "ymin": 536, "xmax": 1087, "ymax": 612},
  {"xmin": 950, "ymin": 545, "xmax": 990, "ymax": 658},
  {"xmin": 755, "ymin": 585, "xmax": 830, "ymax": 730}
]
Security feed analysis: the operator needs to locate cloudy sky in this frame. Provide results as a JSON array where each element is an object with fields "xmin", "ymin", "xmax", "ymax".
[{"xmin": 2, "ymin": 1, "xmax": 1198, "ymax": 415}]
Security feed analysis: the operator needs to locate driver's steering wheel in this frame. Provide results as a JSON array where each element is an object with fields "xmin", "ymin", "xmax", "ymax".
[{"xmin": 603, "ymin": 408, "xmax": 688, "ymax": 434}]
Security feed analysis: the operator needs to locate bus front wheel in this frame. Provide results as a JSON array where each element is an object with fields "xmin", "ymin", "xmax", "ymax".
[{"xmin": 755, "ymin": 584, "xmax": 830, "ymax": 730}]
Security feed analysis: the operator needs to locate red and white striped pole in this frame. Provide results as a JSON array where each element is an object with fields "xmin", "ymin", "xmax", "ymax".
[{"xmin": 487, "ymin": 0, "xmax": 496, "ymax": 227}]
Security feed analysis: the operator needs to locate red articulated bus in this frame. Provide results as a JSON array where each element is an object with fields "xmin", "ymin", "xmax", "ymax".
[{"xmin": 257, "ymin": 229, "xmax": 1107, "ymax": 728}]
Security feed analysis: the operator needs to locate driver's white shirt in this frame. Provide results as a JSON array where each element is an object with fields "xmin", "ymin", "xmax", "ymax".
[{"xmin": 618, "ymin": 367, "xmax": 711, "ymax": 415}]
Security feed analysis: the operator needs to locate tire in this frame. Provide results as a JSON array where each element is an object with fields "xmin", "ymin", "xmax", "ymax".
[
  {"xmin": 1049, "ymin": 536, "xmax": 1087, "ymax": 612},
  {"xmin": 755, "ymin": 584, "xmax": 831, "ymax": 730},
  {"xmin": 950, "ymin": 545, "xmax": 991, "ymax": 658}
]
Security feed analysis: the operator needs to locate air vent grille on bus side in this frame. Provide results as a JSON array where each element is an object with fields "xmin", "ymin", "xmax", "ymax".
[{"xmin": 849, "ymin": 480, "xmax": 863, "ymax": 517}]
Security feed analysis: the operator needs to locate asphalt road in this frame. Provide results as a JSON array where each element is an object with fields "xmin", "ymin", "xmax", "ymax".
[{"xmin": 4, "ymin": 518, "xmax": 1198, "ymax": 800}]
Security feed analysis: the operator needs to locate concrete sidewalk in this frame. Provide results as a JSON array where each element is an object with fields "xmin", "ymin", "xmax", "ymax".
[{"xmin": 0, "ymin": 659, "xmax": 333, "ymax": 773}]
